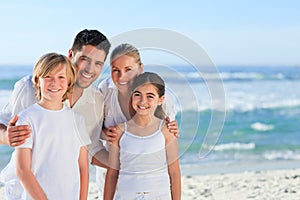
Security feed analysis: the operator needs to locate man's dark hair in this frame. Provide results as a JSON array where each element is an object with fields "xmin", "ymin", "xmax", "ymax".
[{"xmin": 71, "ymin": 29, "xmax": 111, "ymax": 58}]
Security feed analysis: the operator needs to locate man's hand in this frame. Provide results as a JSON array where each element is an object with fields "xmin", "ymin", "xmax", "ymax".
[
  {"xmin": 7, "ymin": 115, "xmax": 31, "ymax": 147},
  {"xmin": 101, "ymin": 126, "xmax": 118, "ymax": 144},
  {"xmin": 165, "ymin": 117, "xmax": 179, "ymax": 138}
]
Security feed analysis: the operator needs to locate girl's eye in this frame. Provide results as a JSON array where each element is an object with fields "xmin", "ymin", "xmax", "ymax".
[{"xmin": 147, "ymin": 95, "xmax": 154, "ymax": 99}]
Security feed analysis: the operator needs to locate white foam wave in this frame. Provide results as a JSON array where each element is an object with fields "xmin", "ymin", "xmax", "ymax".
[
  {"xmin": 213, "ymin": 142, "xmax": 255, "ymax": 151},
  {"xmin": 251, "ymin": 122, "xmax": 274, "ymax": 131},
  {"xmin": 263, "ymin": 150, "xmax": 300, "ymax": 160}
]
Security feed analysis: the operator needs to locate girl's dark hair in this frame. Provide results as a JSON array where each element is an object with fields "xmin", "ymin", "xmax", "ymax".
[{"xmin": 130, "ymin": 72, "xmax": 166, "ymax": 119}]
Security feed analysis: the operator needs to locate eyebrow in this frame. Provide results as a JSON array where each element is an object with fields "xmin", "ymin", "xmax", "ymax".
[
  {"xmin": 133, "ymin": 90, "xmax": 156, "ymax": 96},
  {"xmin": 81, "ymin": 55, "xmax": 104, "ymax": 65}
]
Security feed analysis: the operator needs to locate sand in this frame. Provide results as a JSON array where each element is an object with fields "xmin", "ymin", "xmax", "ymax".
[{"xmin": 1, "ymin": 168, "xmax": 299, "ymax": 199}]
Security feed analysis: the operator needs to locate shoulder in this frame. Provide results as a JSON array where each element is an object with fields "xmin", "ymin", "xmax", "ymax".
[
  {"xmin": 83, "ymin": 85, "xmax": 104, "ymax": 103},
  {"xmin": 14, "ymin": 75, "xmax": 34, "ymax": 92},
  {"xmin": 98, "ymin": 77, "xmax": 114, "ymax": 95}
]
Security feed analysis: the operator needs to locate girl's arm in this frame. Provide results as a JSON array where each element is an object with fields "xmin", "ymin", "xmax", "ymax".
[
  {"xmin": 78, "ymin": 146, "xmax": 89, "ymax": 200},
  {"xmin": 163, "ymin": 125, "xmax": 181, "ymax": 200},
  {"xmin": 104, "ymin": 125, "xmax": 123, "ymax": 200},
  {"xmin": 15, "ymin": 148, "xmax": 48, "ymax": 200}
]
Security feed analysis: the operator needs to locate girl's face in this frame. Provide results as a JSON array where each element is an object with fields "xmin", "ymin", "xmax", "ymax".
[
  {"xmin": 111, "ymin": 55, "xmax": 143, "ymax": 94},
  {"xmin": 38, "ymin": 64, "xmax": 68, "ymax": 106},
  {"xmin": 131, "ymin": 83, "xmax": 164, "ymax": 116}
]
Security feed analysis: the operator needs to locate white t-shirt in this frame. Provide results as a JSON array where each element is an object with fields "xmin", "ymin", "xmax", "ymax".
[{"xmin": 4, "ymin": 103, "xmax": 91, "ymax": 200}]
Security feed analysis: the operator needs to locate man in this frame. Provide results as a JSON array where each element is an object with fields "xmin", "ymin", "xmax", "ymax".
[{"xmin": 0, "ymin": 29, "xmax": 111, "ymax": 167}]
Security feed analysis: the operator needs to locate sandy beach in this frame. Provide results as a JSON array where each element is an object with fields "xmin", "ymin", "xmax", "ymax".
[{"xmin": 1, "ymin": 168, "xmax": 299, "ymax": 200}]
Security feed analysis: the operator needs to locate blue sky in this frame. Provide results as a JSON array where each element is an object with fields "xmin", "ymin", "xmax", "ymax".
[{"xmin": 0, "ymin": 0, "xmax": 299, "ymax": 66}]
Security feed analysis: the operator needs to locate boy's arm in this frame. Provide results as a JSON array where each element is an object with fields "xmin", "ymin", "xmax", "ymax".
[
  {"xmin": 163, "ymin": 125, "xmax": 181, "ymax": 200},
  {"xmin": 79, "ymin": 146, "xmax": 89, "ymax": 200},
  {"xmin": 15, "ymin": 148, "xmax": 48, "ymax": 200}
]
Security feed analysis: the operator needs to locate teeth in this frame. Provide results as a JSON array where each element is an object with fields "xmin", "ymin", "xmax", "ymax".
[
  {"xmin": 49, "ymin": 89, "xmax": 60, "ymax": 92},
  {"xmin": 82, "ymin": 72, "xmax": 93, "ymax": 79},
  {"xmin": 138, "ymin": 105, "xmax": 147, "ymax": 110},
  {"xmin": 119, "ymin": 81, "xmax": 128, "ymax": 85}
]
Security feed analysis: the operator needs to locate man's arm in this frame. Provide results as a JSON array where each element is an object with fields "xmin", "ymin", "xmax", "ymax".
[{"xmin": 0, "ymin": 116, "xmax": 31, "ymax": 146}]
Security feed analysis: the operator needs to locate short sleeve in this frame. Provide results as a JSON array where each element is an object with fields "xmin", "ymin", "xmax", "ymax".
[
  {"xmin": 163, "ymin": 89, "xmax": 179, "ymax": 121},
  {"xmin": 15, "ymin": 115, "xmax": 33, "ymax": 149},
  {"xmin": 0, "ymin": 76, "xmax": 36, "ymax": 126}
]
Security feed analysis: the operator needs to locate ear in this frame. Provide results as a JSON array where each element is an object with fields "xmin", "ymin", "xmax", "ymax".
[
  {"xmin": 158, "ymin": 95, "xmax": 165, "ymax": 106},
  {"xmin": 138, "ymin": 63, "xmax": 144, "ymax": 74},
  {"xmin": 68, "ymin": 49, "xmax": 73, "ymax": 59},
  {"xmin": 34, "ymin": 76, "xmax": 40, "ymax": 87}
]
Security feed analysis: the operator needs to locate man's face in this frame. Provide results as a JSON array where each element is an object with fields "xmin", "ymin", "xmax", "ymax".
[{"xmin": 71, "ymin": 45, "xmax": 106, "ymax": 89}]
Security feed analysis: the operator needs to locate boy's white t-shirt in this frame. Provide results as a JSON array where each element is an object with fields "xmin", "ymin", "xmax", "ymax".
[{"xmin": 3, "ymin": 103, "xmax": 90, "ymax": 200}]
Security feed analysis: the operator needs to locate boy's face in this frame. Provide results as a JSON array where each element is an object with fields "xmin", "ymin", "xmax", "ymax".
[
  {"xmin": 70, "ymin": 44, "xmax": 106, "ymax": 89},
  {"xmin": 111, "ymin": 54, "xmax": 144, "ymax": 94},
  {"xmin": 38, "ymin": 64, "xmax": 68, "ymax": 104}
]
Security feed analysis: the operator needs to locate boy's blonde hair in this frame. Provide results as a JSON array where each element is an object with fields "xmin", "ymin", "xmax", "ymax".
[{"xmin": 32, "ymin": 53, "xmax": 77, "ymax": 101}]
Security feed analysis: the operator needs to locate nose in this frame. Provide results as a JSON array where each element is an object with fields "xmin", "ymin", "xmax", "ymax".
[
  {"xmin": 139, "ymin": 95, "xmax": 147, "ymax": 104},
  {"xmin": 50, "ymin": 77, "xmax": 57, "ymax": 86},
  {"xmin": 118, "ymin": 71, "xmax": 127, "ymax": 80},
  {"xmin": 84, "ymin": 63, "xmax": 93, "ymax": 73}
]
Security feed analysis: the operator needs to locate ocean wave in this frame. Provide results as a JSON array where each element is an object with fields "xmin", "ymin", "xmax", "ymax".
[
  {"xmin": 263, "ymin": 150, "xmax": 300, "ymax": 161},
  {"xmin": 251, "ymin": 122, "xmax": 274, "ymax": 131},
  {"xmin": 213, "ymin": 142, "xmax": 256, "ymax": 151}
]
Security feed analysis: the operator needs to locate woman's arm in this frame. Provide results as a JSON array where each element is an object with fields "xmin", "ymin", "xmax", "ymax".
[
  {"xmin": 104, "ymin": 125, "xmax": 123, "ymax": 200},
  {"xmin": 15, "ymin": 148, "xmax": 48, "ymax": 200},
  {"xmin": 163, "ymin": 125, "xmax": 181, "ymax": 200},
  {"xmin": 78, "ymin": 146, "xmax": 89, "ymax": 200}
]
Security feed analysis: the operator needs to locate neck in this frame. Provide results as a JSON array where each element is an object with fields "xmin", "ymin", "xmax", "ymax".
[
  {"xmin": 131, "ymin": 115, "xmax": 154, "ymax": 127},
  {"xmin": 38, "ymin": 100, "xmax": 63, "ymax": 110},
  {"xmin": 68, "ymin": 84, "xmax": 84, "ymax": 107}
]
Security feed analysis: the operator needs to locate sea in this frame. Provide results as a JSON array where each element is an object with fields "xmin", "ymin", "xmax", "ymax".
[{"xmin": 0, "ymin": 64, "xmax": 300, "ymax": 176}]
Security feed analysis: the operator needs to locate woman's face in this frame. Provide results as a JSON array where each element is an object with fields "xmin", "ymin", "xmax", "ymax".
[{"xmin": 111, "ymin": 54, "xmax": 143, "ymax": 94}]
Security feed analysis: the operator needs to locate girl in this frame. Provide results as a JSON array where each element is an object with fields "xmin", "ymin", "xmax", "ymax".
[
  {"xmin": 96, "ymin": 43, "xmax": 179, "ymax": 198},
  {"xmin": 3, "ymin": 53, "xmax": 90, "ymax": 199},
  {"xmin": 104, "ymin": 72, "xmax": 181, "ymax": 200}
]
